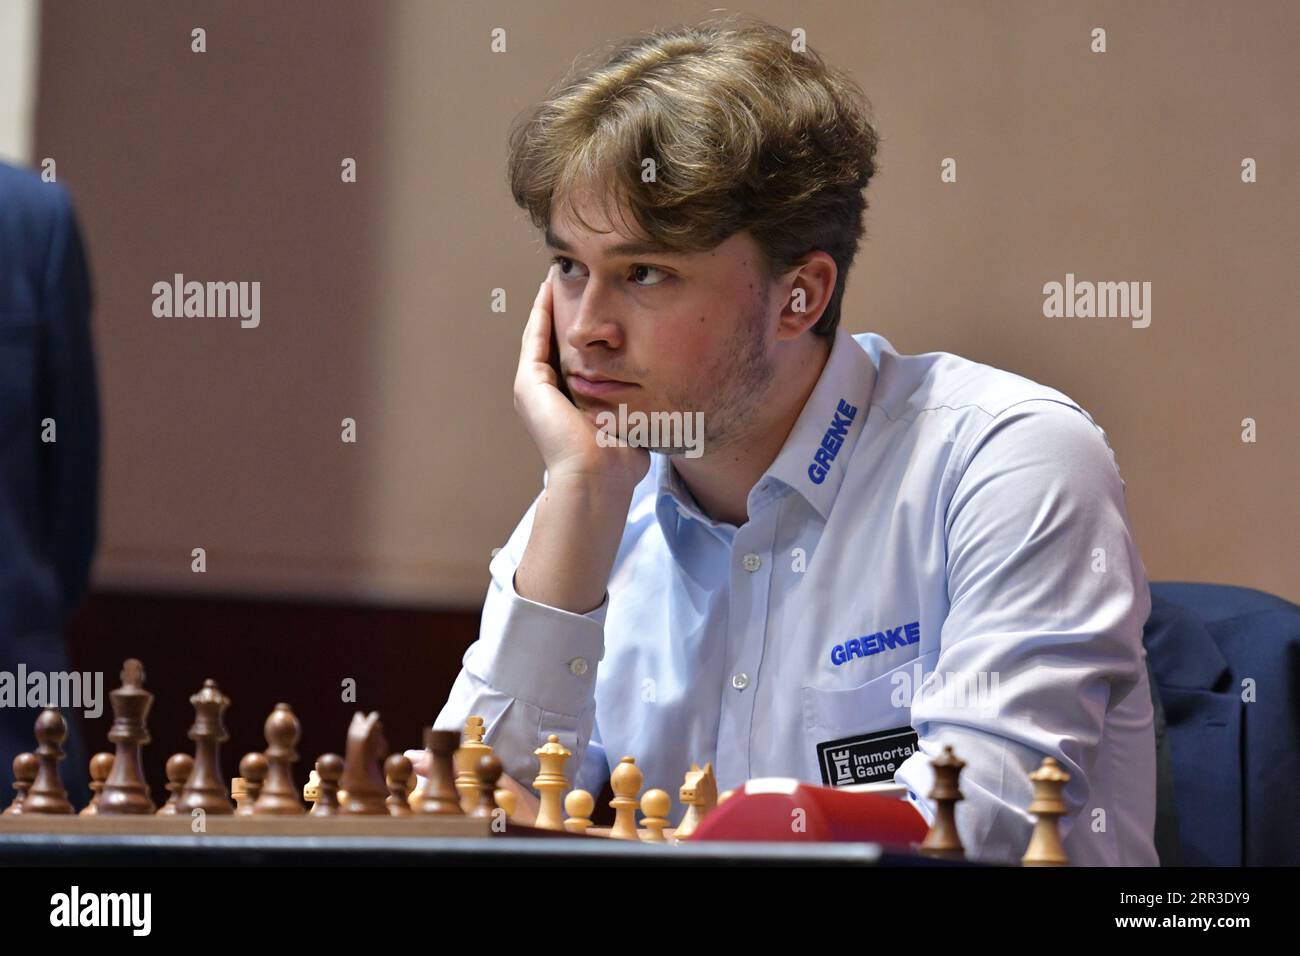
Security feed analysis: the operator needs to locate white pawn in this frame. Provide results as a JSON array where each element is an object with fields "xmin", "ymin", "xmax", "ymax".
[
  {"xmin": 608, "ymin": 756, "xmax": 642, "ymax": 840},
  {"xmin": 640, "ymin": 789, "xmax": 671, "ymax": 842},
  {"xmin": 564, "ymin": 789, "xmax": 594, "ymax": 834}
]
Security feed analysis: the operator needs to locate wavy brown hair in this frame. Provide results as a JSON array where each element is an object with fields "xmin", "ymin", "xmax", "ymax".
[{"xmin": 507, "ymin": 14, "xmax": 881, "ymax": 339}]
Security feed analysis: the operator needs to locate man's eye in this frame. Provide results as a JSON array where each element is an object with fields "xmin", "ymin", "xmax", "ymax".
[
  {"xmin": 551, "ymin": 255, "xmax": 587, "ymax": 279},
  {"xmin": 631, "ymin": 264, "xmax": 670, "ymax": 287},
  {"xmin": 549, "ymin": 256, "xmax": 669, "ymax": 287}
]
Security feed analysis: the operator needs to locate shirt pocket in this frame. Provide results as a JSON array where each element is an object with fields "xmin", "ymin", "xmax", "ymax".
[
  {"xmin": 799, "ymin": 650, "xmax": 938, "ymax": 786},
  {"xmin": 801, "ymin": 649, "xmax": 940, "ymax": 738}
]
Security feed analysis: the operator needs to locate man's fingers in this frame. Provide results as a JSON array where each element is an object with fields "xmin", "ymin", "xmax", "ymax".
[
  {"xmin": 401, "ymin": 754, "xmax": 538, "ymax": 805},
  {"xmin": 495, "ymin": 772, "xmax": 540, "ymax": 824},
  {"xmin": 498, "ymin": 771, "xmax": 539, "ymax": 804},
  {"xmin": 519, "ymin": 265, "xmax": 555, "ymax": 369},
  {"xmin": 403, "ymin": 748, "xmax": 431, "ymax": 776}
]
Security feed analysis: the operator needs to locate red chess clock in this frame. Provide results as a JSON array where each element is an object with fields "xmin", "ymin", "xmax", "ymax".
[{"xmin": 687, "ymin": 778, "xmax": 928, "ymax": 848}]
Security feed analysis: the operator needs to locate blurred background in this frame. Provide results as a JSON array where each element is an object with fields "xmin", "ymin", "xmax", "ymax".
[{"xmin": 1, "ymin": 0, "xmax": 1296, "ymax": 803}]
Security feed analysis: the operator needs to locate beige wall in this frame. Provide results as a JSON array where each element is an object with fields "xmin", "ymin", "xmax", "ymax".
[
  {"xmin": 35, "ymin": 1, "xmax": 1299, "ymax": 606},
  {"xmin": 0, "ymin": 0, "xmax": 39, "ymax": 164}
]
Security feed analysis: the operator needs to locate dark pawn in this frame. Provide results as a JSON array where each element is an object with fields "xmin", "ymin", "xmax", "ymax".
[
  {"xmin": 80, "ymin": 753, "xmax": 115, "ymax": 816},
  {"xmin": 98, "ymin": 659, "xmax": 156, "ymax": 814},
  {"xmin": 471, "ymin": 754, "xmax": 503, "ymax": 820},
  {"xmin": 3, "ymin": 752, "xmax": 39, "ymax": 815},
  {"xmin": 252, "ymin": 703, "xmax": 305, "ymax": 815},
  {"xmin": 414, "ymin": 728, "xmax": 463, "ymax": 815},
  {"xmin": 385, "ymin": 753, "xmax": 413, "ymax": 816},
  {"xmin": 23, "ymin": 710, "xmax": 74, "ymax": 814},
  {"xmin": 311, "ymin": 753, "xmax": 343, "ymax": 816},
  {"xmin": 236, "ymin": 752, "xmax": 268, "ymax": 815},
  {"xmin": 156, "ymin": 753, "xmax": 193, "ymax": 815},
  {"xmin": 175, "ymin": 680, "xmax": 235, "ymax": 815}
]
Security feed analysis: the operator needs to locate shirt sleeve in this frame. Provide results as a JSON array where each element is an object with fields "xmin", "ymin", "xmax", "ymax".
[
  {"xmin": 892, "ymin": 398, "xmax": 1154, "ymax": 864},
  {"xmin": 434, "ymin": 483, "xmax": 609, "ymax": 791}
]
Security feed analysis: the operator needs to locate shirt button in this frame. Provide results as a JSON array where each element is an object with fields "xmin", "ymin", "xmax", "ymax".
[
  {"xmin": 742, "ymin": 553, "xmax": 761, "ymax": 572},
  {"xmin": 569, "ymin": 658, "xmax": 589, "ymax": 676},
  {"xmin": 731, "ymin": 672, "xmax": 749, "ymax": 691}
]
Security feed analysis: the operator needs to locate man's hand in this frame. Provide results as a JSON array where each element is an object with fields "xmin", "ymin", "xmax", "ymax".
[
  {"xmin": 514, "ymin": 265, "xmax": 650, "ymax": 491},
  {"xmin": 403, "ymin": 748, "xmax": 541, "ymax": 826},
  {"xmin": 510, "ymin": 265, "xmax": 652, "ymax": 613}
]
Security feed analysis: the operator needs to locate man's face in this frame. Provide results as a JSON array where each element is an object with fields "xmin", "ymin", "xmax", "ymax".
[{"xmin": 546, "ymin": 195, "xmax": 778, "ymax": 456}]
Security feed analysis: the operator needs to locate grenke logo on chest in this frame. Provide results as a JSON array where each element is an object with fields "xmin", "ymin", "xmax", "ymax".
[{"xmin": 830, "ymin": 621, "xmax": 920, "ymax": 666}]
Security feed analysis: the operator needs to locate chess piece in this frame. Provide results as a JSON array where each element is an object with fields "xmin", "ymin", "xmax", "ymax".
[
  {"xmin": 919, "ymin": 746, "xmax": 966, "ymax": 861},
  {"xmin": 532, "ymin": 734, "xmax": 571, "ymax": 831},
  {"xmin": 4, "ymin": 752, "xmax": 39, "ymax": 815},
  {"xmin": 385, "ymin": 754, "xmax": 413, "ymax": 815},
  {"xmin": 563, "ymin": 789, "xmax": 594, "ymax": 834},
  {"xmin": 252, "ymin": 703, "xmax": 305, "ymax": 815},
  {"xmin": 156, "ymin": 753, "xmax": 193, "ymax": 815},
  {"xmin": 22, "ymin": 710, "xmax": 74, "ymax": 814},
  {"xmin": 80, "ymin": 753, "xmax": 115, "ymax": 816},
  {"xmin": 454, "ymin": 716, "xmax": 491, "ymax": 814},
  {"xmin": 674, "ymin": 762, "xmax": 717, "ymax": 840},
  {"xmin": 311, "ymin": 754, "xmax": 343, "ymax": 816},
  {"xmin": 176, "ymin": 680, "xmax": 235, "ymax": 815},
  {"xmin": 235, "ymin": 752, "xmax": 268, "ymax": 815},
  {"xmin": 718, "ymin": 789, "xmax": 735, "ymax": 804},
  {"xmin": 303, "ymin": 768, "xmax": 321, "ymax": 809},
  {"xmin": 97, "ymin": 659, "xmax": 156, "ymax": 814},
  {"xmin": 1023, "ymin": 757, "xmax": 1071, "ymax": 867},
  {"xmin": 338, "ymin": 712, "xmax": 389, "ymax": 815},
  {"xmin": 470, "ymin": 754, "xmax": 503, "ymax": 819},
  {"xmin": 608, "ymin": 756, "xmax": 642, "ymax": 840},
  {"xmin": 494, "ymin": 787, "xmax": 517, "ymax": 819},
  {"xmin": 414, "ymin": 729, "xmax": 462, "ymax": 815},
  {"xmin": 406, "ymin": 766, "xmax": 422, "ymax": 811},
  {"xmin": 640, "ymin": 789, "xmax": 671, "ymax": 843}
]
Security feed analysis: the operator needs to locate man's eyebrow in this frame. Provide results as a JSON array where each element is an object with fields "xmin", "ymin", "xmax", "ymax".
[{"xmin": 544, "ymin": 227, "xmax": 683, "ymax": 259}]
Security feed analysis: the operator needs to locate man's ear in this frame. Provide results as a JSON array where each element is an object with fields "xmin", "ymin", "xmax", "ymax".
[{"xmin": 776, "ymin": 251, "xmax": 837, "ymax": 339}]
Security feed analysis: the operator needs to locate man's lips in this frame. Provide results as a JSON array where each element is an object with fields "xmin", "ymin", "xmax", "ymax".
[{"xmin": 567, "ymin": 374, "xmax": 638, "ymax": 398}]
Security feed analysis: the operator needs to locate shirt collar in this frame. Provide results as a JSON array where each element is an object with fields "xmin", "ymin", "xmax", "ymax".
[{"xmin": 653, "ymin": 325, "xmax": 876, "ymax": 539}]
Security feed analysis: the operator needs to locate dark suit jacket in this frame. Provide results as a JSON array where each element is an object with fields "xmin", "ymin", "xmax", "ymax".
[
  {"xmin": 1145, "ymin": 581, "xmax": 1300, "ymax": 865},
  {"xmin": 0, "ymin": 162, "xmax": 99, "ymax": 802}
]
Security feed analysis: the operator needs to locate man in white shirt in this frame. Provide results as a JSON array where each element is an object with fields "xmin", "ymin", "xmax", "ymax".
[{"xmin": 430, "ymin": 16, "xmax": 1158, "ymax": 865}]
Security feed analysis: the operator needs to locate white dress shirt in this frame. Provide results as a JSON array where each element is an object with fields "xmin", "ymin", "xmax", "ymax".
[{"xmin": 436, "ymin": 325, "xmax": 1158, "ymax": 865}]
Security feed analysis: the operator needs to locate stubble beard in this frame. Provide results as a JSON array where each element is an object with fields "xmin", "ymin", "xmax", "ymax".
[{"xmin": 660, "ymin": 283, "xmax": 775, "ymax": 459}]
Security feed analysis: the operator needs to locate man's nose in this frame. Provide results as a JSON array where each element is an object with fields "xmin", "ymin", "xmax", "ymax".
[{"xmin": 565, "ymin": 278, "xmax": 624, "ymax": 350}]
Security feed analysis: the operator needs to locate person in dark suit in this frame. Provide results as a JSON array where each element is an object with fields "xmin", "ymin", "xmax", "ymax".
[
  {"xmin": 0, "ymin": 161, "xmax": 99, "ymax": 805},
  {"xmin": 1145, "ymin": 581, "xmax": 1300, "ymax": 865}
]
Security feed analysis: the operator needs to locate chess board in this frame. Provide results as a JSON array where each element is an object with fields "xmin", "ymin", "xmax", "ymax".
[{"xmin": 2, "ymin": 658, "xmax": 1069, "ymax": 865}]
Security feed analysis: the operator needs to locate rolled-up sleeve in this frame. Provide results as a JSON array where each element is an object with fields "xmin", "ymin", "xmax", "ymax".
[
  {"xmin": 434, "ymin": 486, "xmax": 608, "ymax": 790},
  {"xmin": 894, "ymin": 399, "xmax": 1155, "ymax": 865}
]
